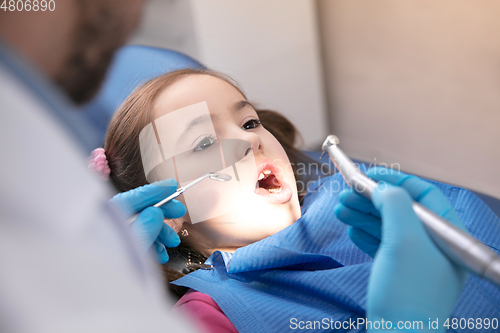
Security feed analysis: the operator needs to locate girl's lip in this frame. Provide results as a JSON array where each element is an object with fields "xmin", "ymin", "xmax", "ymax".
[{"xmin": 253, "ymin": 159, "xmax": 293, "ymax": 204}]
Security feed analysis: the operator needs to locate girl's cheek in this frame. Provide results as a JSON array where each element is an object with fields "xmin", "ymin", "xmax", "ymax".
[{"xmin": 264, "ymin": 130, "xmax": 287, "ymax": 156}]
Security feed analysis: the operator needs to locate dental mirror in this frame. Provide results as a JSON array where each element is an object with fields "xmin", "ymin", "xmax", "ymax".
[
  {"xmin": 209, "ymin": 172, "xmax": 232, "ymax": 182},
  {"xmin": 153, "ymin": 172, "xmax": 232, "ymax": 208}
]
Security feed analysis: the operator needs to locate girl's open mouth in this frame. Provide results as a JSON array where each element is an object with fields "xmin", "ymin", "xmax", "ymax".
[{"xmin": 254, "ymin": 159, "xmax": 293, "ymax": 204}]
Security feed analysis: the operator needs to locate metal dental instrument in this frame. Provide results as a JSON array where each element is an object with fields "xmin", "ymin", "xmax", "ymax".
[
  {"xmin": 153, "ymin": 172, "xmax": 232, "ymax": 208},
  {"xmin": 322, "ymin": 134, "xmax": 500, "ymax": 287},
  {"xmin": 128, "ymin": 172, "xmax": 232, "ymax": 225}
]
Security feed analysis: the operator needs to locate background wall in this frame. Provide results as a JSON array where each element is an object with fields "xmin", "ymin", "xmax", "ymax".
[
  {"xmin": 131, "ymin": 0, "xmax": 499, "ymax": 198},
  {"xmin": 318, "ymin": 0, "xmax": 500, "ymax": 198},
  {"xmin": 131, "ymin": 0, "xmax": 328, "ymax": 149},
  {"xmin": 129, "ymin": 0, "xmax": 198, "ymax": 59}
]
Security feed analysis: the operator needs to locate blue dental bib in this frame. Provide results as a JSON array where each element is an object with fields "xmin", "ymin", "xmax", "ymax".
[{"xmin": 174, "ymin": 172, "xmax": 500, "ymax": 333}]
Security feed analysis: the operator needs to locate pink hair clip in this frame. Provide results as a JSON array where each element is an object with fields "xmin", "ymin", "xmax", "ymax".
[{"xmin": 88, "ymin": 148, "xmax": 111, "ymax": 180}]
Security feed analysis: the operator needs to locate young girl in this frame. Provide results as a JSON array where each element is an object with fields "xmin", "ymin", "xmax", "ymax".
[{"xmin": 96, "ymin": 69, "xmax": 500, "ymax": 332}]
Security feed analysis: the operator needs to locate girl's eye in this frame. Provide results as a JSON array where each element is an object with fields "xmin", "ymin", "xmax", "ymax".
[
  {"xmin": 242, "ymin": 119, "xmax": 261, "ymax": 130},
  {"xmin": 194, "ymin": 136, "xmax": 216, "ymax": 152}
]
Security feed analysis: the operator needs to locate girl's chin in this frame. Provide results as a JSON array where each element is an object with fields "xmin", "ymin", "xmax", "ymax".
[
  {"xmin": 212, "ymin": 211, "xmax": 297, "ymax": 236},
  {"xmin": 213, "ymin": 225, "xmax": 294, "ymax": 248}
]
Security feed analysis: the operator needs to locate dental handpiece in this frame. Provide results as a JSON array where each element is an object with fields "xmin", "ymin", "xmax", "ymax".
[{"xmin": 322, "ymin": 134, "xmax": 500, "ymax": 287}]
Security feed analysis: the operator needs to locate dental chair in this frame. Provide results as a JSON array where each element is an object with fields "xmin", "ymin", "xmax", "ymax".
[
  {"xmin": 82, "ymin": 44, "xmax": 500, "ymax": 219},
  {"xmin": 82, "ymin": 45, "xmax": 205, "ymax": 142}
]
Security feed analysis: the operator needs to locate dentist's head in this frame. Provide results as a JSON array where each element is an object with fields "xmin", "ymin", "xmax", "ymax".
[{"xmin": 0, "ymin": 0, "xmax": 148, "ymax": 104}]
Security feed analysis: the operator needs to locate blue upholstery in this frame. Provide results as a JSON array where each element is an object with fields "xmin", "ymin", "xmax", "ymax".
[{"xmin": 81, "ymin": 45, "xmax": 205, "ymax": 142}]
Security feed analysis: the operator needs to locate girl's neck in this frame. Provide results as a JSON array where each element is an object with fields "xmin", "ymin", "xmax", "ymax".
[{"xmin": 211, "ymin": 246, "xmax": 239, "ymax": 254}]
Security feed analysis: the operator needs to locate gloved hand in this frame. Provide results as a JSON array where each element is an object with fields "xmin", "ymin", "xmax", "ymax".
[
  {"xmin": 110, "ymin": 179, "xmax": 186, "ymax": 264},
  {"xmin": 334, "ymin": 167, "xmax": 468, "ymax": 331}
]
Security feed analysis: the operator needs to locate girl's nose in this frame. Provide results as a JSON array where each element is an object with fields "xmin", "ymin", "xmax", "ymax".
[{"xmin": 242, "ymin": 132, "xmax": 263, "ymax": 156}]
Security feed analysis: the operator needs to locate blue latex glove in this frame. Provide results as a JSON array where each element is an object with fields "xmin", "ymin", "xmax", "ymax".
[
  {"xmin": 334, "ymin": 167, "xmax": 468, "ymax": 332},
  {"xmin": 110, "ymin": 179, "xmax": 186, "ymax": 264}
]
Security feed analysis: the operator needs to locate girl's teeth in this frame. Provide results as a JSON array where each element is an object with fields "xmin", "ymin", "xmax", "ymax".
[
  {"xmin": 268, "ymin": 187, "xmax": 282, "ymax": 193},
  {"xmin": 258, "ymin": 169, "xmax": 272, "ymax": 180}
]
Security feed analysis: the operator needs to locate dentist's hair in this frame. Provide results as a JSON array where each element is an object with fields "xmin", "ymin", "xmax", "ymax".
[{"xmin": 104, "ymin": 68, "xmax": 309, "ymax": 298}]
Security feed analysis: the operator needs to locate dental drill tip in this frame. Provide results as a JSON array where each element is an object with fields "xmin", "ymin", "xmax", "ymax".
[
  {"xmin": 327, "ymin": 135, "xmax": 340, "ymax": 145},
  {"xmin": 322, "ymin": 135, "xmax": 340, "ymax": 151}
]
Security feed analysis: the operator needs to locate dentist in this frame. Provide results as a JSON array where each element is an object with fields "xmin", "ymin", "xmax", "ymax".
[{"xmin": 0, "ymin": 2, "xmax": 194, "ymax": 332}]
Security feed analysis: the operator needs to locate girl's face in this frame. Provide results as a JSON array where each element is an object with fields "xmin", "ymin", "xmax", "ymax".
[{"xmin": 152, "ymin": 74, "xmax": 301, "ymax": 251}]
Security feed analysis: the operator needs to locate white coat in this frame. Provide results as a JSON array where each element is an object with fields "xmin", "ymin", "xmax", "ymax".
[{"xmin": 0, "ymin": 42, "xmax": 194, "ymax": 333}]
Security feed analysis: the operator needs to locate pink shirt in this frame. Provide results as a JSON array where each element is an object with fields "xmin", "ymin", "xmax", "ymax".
[{"xmin": 174, "ymin": 289, "xmax": 238, "ymax": 333}]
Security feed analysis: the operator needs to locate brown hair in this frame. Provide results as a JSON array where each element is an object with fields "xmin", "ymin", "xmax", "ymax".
[{"xmin": 104, "ymin": 68, "xmax": 310, "ymax": 298}]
